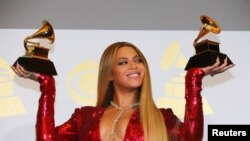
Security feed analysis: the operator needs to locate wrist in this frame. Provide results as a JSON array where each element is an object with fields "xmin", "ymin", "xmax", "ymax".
[{"xmin": 186, "ymin": 68, "xmax": 205, "ymax": 79}]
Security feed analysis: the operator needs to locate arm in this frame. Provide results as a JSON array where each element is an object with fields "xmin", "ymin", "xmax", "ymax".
[
  {"xmin": 180, "ymin": 57, "xmax": 231, "ymax": 140},
  {"xmin": 162, "ymin": 58, "xmax": 231, "ymax": 140},
  {"xmin": 159, "ymin": 68, "xmax": 204, "ymax": 141},
  {"xmin": 181, "ymin": 68, "xmax": 205, "ymax": 141},
  {"xmin": 36, "ymin": 74, "xmax": 81, "ymax": 141},
  {"xmin": 36, "ymin": 74, "xmax": 56, "ymax": 141},
  {"xmin": 11, "ymin": 63, "xmax": 82, "ymax": 141}
]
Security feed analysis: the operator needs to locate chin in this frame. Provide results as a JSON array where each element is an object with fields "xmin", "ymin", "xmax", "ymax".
[{"xmin": 128, "ymin": 83, "xmax": 142, "ymax": 89}]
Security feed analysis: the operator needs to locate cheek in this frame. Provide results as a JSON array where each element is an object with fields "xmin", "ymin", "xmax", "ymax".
[
  {"xmin": 140, "ymin": 66, "xmax": 146, "ymax": 78},
  {"xmin": 141, "ymin": 71, "xmax": 145, "ymax": 81},
  {"xmin": 111, "ymin": 68, "xmax": 124, "ymax": 81}
]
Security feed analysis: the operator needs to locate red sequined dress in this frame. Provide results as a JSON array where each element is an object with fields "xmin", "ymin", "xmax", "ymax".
[{"xmin": 36, "ymin": 68, "xmax": 205, "ymax": 141}]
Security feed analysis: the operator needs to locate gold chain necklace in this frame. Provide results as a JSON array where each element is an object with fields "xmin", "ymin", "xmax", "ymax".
[{"xmin": 110, "ymin": 101, "xmax": 139, "ymax": 141}]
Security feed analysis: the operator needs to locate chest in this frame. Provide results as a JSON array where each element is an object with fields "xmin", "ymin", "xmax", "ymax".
[{"xmin": 78, "ymin": 109, "xmax": 144, "ymax": 141}]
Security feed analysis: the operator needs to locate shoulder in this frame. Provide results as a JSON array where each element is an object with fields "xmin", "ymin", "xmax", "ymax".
[
  {"xmin": 159, "ymin": 108, "xmax": 181, "ymax": 129},
  {"xmin": 72, "ymin": 106, "xmax": 104, "ymax": 119},
  {"xmin": 159, "ymin": 108, "xmax": 175, "ymax": 118},
  {"xmin": 74, "ymin": 106, "xmax": 103, "ymax": 114}
]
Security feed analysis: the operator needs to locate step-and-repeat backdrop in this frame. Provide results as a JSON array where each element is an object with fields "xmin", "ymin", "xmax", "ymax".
[{"xmin": 0, "ymin": 29, "xmax": 249, "ymax": 140}]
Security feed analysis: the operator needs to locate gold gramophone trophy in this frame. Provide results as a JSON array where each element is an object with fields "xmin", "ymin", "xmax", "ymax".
[
  {"xmin": 185, "ymin": 15, "xmax": 234, "ymax": 70},
  {"xmin": 13, "ymin": 20, "xmax": 57, "ymax": 75}
]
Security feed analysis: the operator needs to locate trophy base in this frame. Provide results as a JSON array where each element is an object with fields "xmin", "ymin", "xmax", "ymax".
[
  {"xmin": 184, "ymin": 51, "xmax": 234, "ymax": 70},
  {"xmin": 13, "ymin": 57, "xmax": 57, "ymax": 75}
]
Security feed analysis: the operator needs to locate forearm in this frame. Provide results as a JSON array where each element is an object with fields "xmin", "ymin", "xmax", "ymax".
[
  {"xmin": 36, "ymin": 74, "xmax": 56, "ymax": 141},
  {"xmin": 182, "ymin": 68, "xmax": 205, "ymax": 141}
]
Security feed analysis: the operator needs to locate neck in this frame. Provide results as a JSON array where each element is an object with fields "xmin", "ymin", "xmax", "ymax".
[
  {"xmin": 113, "ymin": 92, "xmax": 138, "ymax": 108},
  {"xmin": 111, "ymin": 101, "xmax": 139, "ymax": 111}
]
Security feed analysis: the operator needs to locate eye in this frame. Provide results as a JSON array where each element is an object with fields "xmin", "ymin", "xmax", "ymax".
[
  {"xmin": 118, "ymin": 60, "xmax": 128, "ymax": 65},
  {"xmin": 135, "ymin": 57, "xmax": 143, "ymax": 64}
]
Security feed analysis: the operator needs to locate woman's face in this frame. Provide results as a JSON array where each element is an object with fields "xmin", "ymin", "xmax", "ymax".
[{"xmin": 111, "ymin": 46, "xmax": 145, "ymax": 92}]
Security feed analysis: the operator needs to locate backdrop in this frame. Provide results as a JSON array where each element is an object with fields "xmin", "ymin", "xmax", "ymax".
[{"xmin": 0, "ymin": 29, "xmax": 249, "ymax": 140}]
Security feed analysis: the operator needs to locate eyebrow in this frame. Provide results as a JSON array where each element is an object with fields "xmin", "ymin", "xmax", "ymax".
[{"xmin": 116, "ymin": 55, "xmax": 140, "ymax": 61}]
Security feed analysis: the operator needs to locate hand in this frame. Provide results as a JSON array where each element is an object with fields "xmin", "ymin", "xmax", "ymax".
[
  {"xmin": 11, "ymin": 62, "xmax": 39, "ymax": 82},
  {"xmin": 201, "ymin": 57, "xmax": 234, "ymax": 77}
]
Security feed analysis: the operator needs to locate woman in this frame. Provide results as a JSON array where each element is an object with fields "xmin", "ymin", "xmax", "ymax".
[{"xmin": 12, "ymin": 42, "xmax": 232, "ymax": 141}]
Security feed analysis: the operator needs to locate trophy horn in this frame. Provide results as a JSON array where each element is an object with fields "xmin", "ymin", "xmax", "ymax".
[
  {"xmin": 24, "ymin": 20, "xmax": 55, "ymax": 50},
  {"xmin": 193, "ymin": 15, "xmax": 220, "ymax": 44},
  {"xmin": 185, "ymin": 15, "xmax": 234, "ymax": 71},
  {"xmin": 13, "ymin": 20, "xmax": 57, "ymax": 75}
]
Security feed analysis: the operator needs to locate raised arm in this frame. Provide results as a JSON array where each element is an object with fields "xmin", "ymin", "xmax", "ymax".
[
  {"xmin": 37, "ymin": 74, "xmax": 86, "ymax": 141},
  {"xmin": 11, "ymin": 63, "xmax": 81, "ymax": 141},
  {"xmin": 181, "ymin": 57, "xmax": 232, "ymax": 141},
  {"xmin": 160, "ymin": 57, "xmax": 233, "ymax": 141},
  {"xmin": 36, "ymin": 74, "xmax": 56, "ymax": 141},
  {"xmin": 181, "ymin": 68, "xmax": 205, "ymax": 141},
  {"xmin": 160, "ymin": 68, "xmax": 205, "ymax": 141}
]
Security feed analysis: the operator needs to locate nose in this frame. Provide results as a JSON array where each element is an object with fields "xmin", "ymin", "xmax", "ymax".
[{"xmin": 129, "ymin": 61, "xmax": 137, "ymax": 69}]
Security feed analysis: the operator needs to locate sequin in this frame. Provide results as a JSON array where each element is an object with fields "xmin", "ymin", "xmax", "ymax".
[{"xmin": 36, "ymin": 68, "xmax": 205, "ymax": 141}]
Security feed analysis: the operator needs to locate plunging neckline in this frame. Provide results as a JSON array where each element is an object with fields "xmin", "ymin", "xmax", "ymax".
[{"xmin": 98, "ymin": 107, "xmax": 139, "ymax": 141}]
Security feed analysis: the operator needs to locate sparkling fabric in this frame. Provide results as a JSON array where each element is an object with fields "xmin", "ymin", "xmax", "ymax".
[{"xmin": 36, "ymin": 68, "xmax": 205, "ymax": 141}]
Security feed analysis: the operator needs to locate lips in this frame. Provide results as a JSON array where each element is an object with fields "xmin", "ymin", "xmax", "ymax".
[{"xmin": 127, "ymin": 71, "xmax": 140, "ymax": 78}]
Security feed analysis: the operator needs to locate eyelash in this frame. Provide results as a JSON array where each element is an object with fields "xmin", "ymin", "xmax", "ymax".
[
  {"xmin": 136, "ymin": 58, "xmax": 143, "ymax": 63},
  {"xmin": 118, "ymin": 58, "xmax": 143, "ymax": 65},
  {"xmin": 118, "ymin": 61, "xmax": 127, "ymax": 65}
]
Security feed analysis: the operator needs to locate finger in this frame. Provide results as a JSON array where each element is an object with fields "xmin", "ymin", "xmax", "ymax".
[
  {"xmin": 220, "ymin": 64, "xmax": 235, "ymax": 73},
  {"xmin": 21, "ymin": 69, "xmax": 34, "ymax": 79},
  {"xmin": 15, "ymin": 62, "xmax": 24, "ymax": 73},
  {"xmin": 17, "ymin": 62, "xmax": 36, "ymax": 79},
  {"xmin": 213, "ymin": 57, "xmax": 230, "ymax": 74},
  {"xmin": 11, "ymin": 66, "xmax": 18, "ymax": 75},
  {"xmin": 11, "ymin": 66, "xmax": 16, "ymax": 72},
  {"xmin": 16, "ymin": 62, "xmax": 25, "ymax": 71},
  {"xmin": 15, "ymin": 62, "xmax": 29, "ymax": 78},
  {"xmin": 211, "ymin": 57, "xmax": 220, "ymax": 68},
  {"xmin": 11, "ymin": 66, "xmax": 23, "ymax": 77},
  {"xmin": 222, "ymin": 57, "xmax": 228, "ymax": 68},
  {"xmin": 212, "ymin": 57, "xmax": 235, "ymax": 75},
  {"xmin": 203, "ymin": 57, "xmax": 220, "ymax": 75}
]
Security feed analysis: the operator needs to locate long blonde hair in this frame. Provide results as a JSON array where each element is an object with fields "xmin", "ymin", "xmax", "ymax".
[{"xmin": 96, "ymin": 42, "xmax": 168, "ymax": 141}]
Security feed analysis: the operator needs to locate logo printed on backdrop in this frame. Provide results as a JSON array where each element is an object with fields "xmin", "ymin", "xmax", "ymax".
[
  {"xmin": 67, "ymin": 61, "xmax": 98, "ymax": 105},
  {"xmin": 66, "ymin": 41, "xmax": 213, "ymax": 117},
  {"xmin": 156, "ymin": 41, "xmax": 212, "ymax": 117},
  {"xmin": 0, "ymin": 58, "xmax": 26, "ymax": 118}
]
